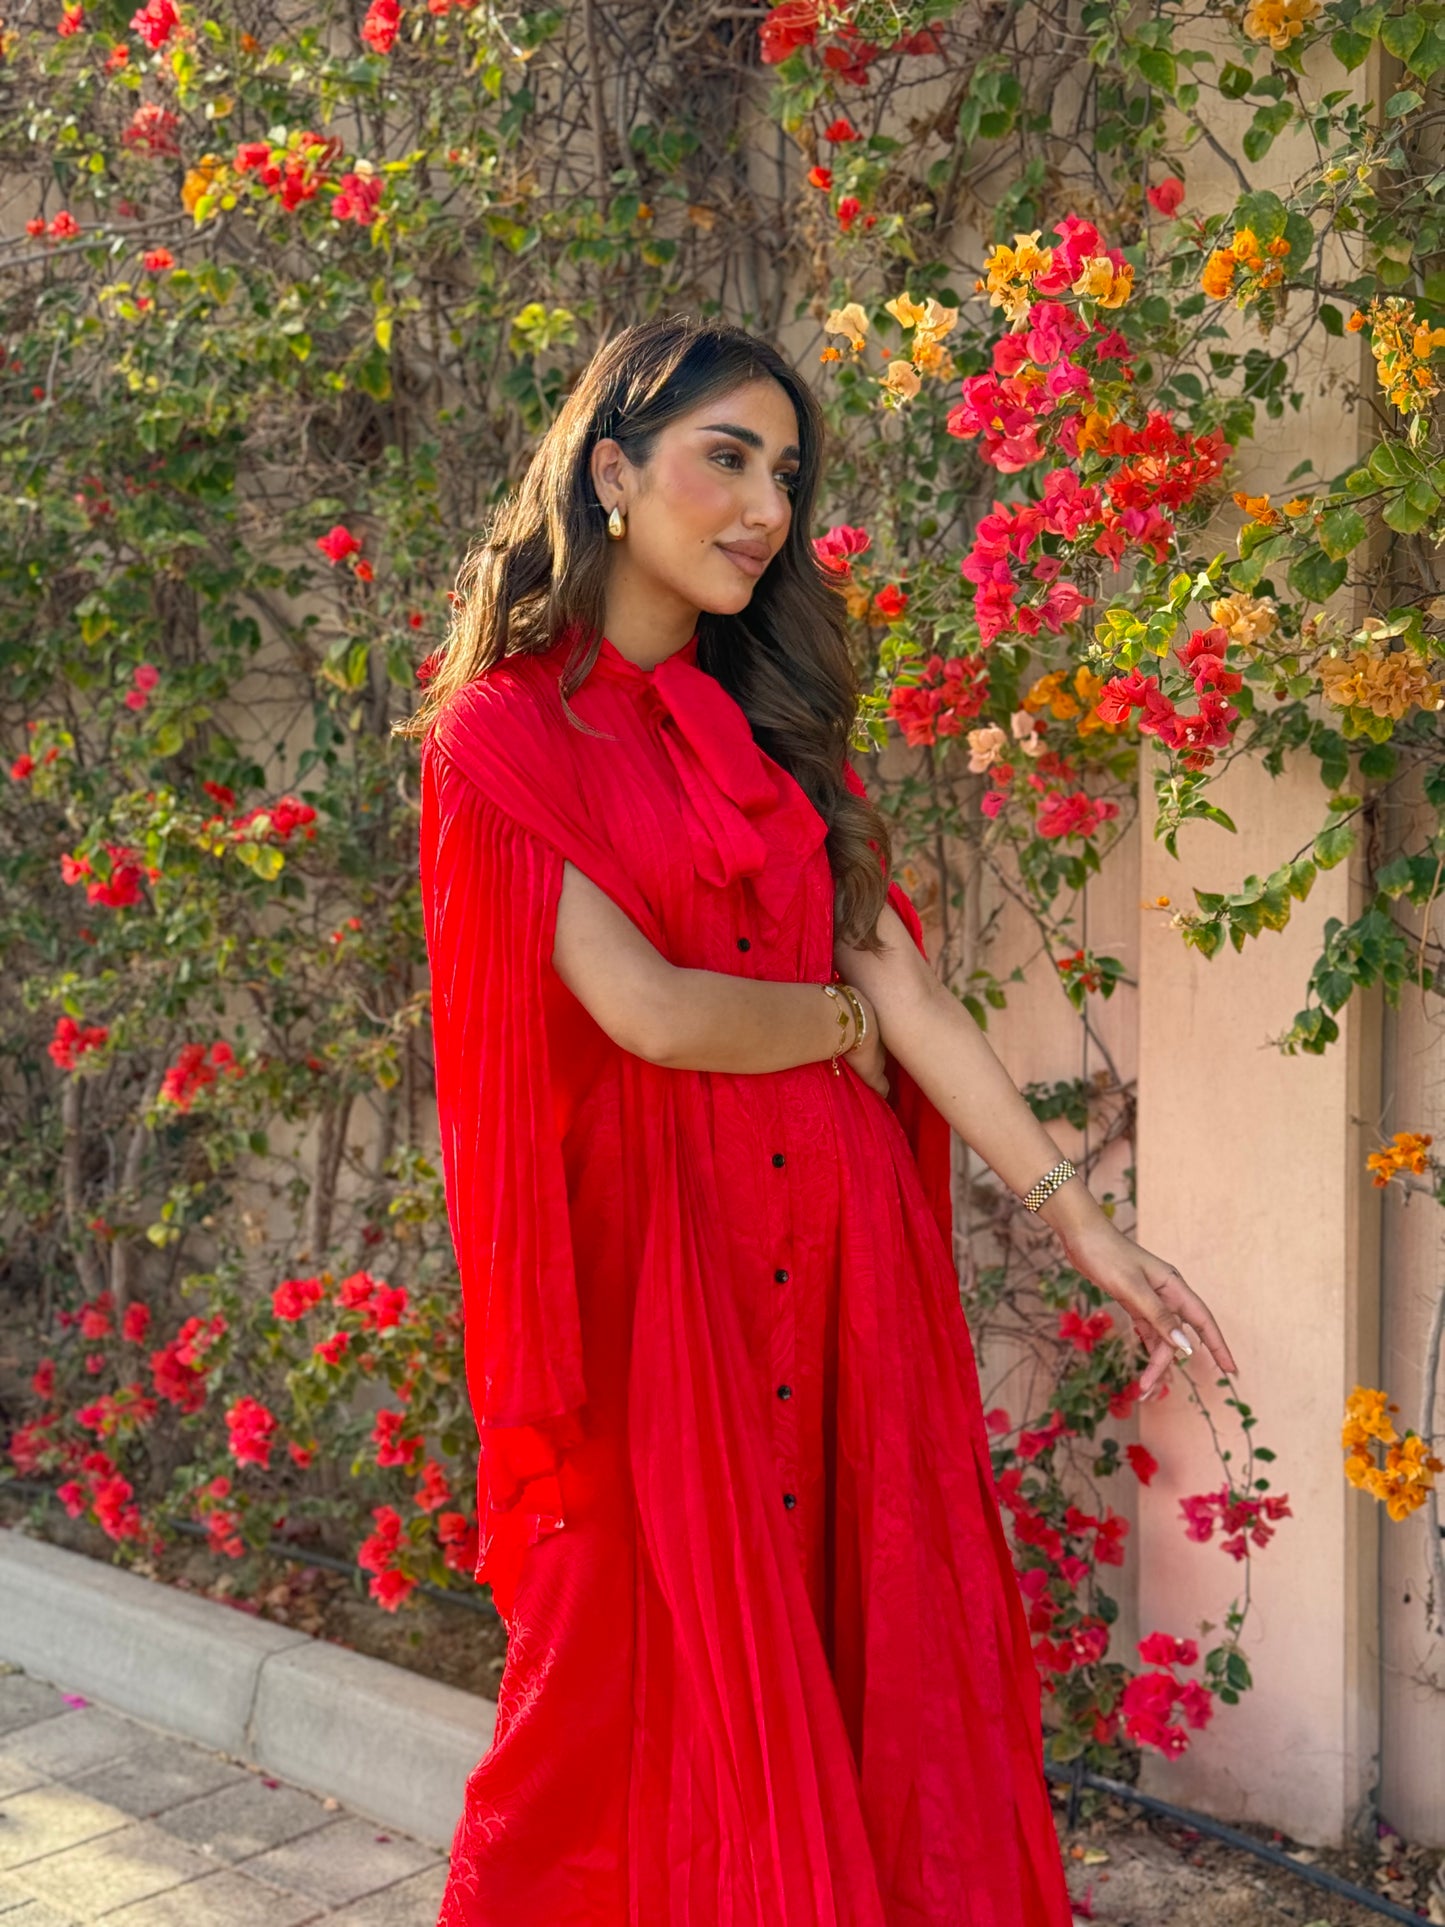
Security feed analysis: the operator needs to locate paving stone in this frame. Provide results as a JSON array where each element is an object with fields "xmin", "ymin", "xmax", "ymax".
[
  {"xmin": 154, "ymin": 1775, "xmax": 333, "ymax": 1863},
  {"xmin": 102, "ymin": 1868, "xmax": 326, "ymax": 1927},
  {"xmin": 0, "ymin": 1786, "xmax": 129, "ymax": 1871},
  {"xmin": 11, "ymin": 1818, "xmax": 215, "ymax": 1918},
  {"xmin": 66, "ymin": 1734, "xmax": 247, "ymax": 1819},
  {"xmin": 0, "ymin": 1679, "xmax": 69, "ymax": 1740},
  {"xmin": 0, "ymin": 1898, "xmax": 79, "ymax": 1926},
  {"xmin": 2, "ymin": 1713, "xmax": 140, "ymax": 1781},
  {"xmin": 322, "ymin": 1861, "xmax": 449, "ymax": 1925},
  {"xmin": 238, "ymin": 1816, "xmax": 441, "ymax": 1906},
  {"xmin": 0, "ymin": 1756, "xmax": 50, "ymax": 1801}
]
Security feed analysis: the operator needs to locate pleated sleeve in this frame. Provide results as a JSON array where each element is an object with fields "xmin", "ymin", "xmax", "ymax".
[{"xmin": 419, "ymin": 735, "xmax": 586, "ymax": 1554}]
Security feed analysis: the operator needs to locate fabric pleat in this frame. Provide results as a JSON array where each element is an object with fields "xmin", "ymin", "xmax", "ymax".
[{"xmin": 420, "ymin": 632, "xmax": 1075, "ymax": 1927}]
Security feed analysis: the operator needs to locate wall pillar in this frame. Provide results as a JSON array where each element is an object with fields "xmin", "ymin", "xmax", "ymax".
[{"xmin": 1135, "ymin": 740, "xmax": 1383, "ymax": 1846}]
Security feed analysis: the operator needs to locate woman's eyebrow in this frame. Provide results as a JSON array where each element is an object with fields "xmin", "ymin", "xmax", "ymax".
[{"xmin": 696, "ymin": 422, "xmax": 801, "ymax": 462}]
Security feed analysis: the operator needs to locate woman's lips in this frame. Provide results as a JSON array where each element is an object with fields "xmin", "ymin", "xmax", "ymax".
[{"xmin": 718, "ymin": 544, "xmax": 767, "ymax": 579}]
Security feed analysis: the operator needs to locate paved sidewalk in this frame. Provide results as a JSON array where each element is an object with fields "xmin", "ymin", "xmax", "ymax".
[{"xmin": 0, "ymin": 1663, "xmax": 449, "ymax": 1926}]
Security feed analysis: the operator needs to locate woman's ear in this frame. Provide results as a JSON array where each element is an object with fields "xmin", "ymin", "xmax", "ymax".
[{"xmin": 590, "ymin": 436, "xmax": 627, "ymax": 514}]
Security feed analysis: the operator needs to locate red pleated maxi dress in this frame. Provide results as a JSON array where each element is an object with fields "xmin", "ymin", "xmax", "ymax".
[{"xmin": 419, "ymin": 628, "xmax": 1074, "ymax": 1927}]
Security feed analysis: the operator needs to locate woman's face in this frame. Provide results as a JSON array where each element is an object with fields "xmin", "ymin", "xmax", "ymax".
[{"xmin": 590, "ymin": 376, "xmax": 802, "ymax": 620}]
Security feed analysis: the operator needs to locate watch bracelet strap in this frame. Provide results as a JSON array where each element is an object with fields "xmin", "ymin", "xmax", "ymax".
[{"xmin": 1022, "ymin": 1158, "xmax": 1076, "ymax": 1213}]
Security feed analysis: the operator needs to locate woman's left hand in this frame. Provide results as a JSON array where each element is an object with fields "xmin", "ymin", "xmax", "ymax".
[{"xmin": 1060, "ymin": 1220, "xmax": 1240, "ymax": 1402}]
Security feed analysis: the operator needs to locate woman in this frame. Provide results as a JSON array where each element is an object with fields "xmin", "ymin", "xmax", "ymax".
[{"xmin": 409, "ymin": 314, "xmax": 1237, "ymax": 1926}]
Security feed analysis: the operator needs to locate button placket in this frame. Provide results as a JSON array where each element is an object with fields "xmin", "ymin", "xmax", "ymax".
[{"xmin": 767, "ymin": 1130, "xmax": 798, "ymax": 1514}]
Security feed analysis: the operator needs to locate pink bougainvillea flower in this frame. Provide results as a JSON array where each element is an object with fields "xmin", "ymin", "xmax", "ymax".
[
  {"xmin": 122, "ymin": 102, "xmax": 181, "ymax": 156},
  {"xmin": 316, "ymin": 522, "xmax": 361, "ymax": 564},
  {"xmin": 129, "ymin": 0, "xmax": 177, "ymax": 47},
  {"xmin": 1146, "ymin": 175, "xmax": 1185, "ymax": 218},
  {"xmin": 361, "ymin": 0, "xmax": 401, "ymax": 52},
  {"xmin": 812, "ymin": 522, "xmax": 870, "ymax": 576}
]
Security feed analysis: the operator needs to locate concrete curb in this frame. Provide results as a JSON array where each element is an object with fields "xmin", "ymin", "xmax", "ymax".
[{"xmin": 0, "ymin": 1527, "xmax": 496, "ymax": 1848}]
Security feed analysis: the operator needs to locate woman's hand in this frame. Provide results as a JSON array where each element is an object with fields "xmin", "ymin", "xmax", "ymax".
[
  {"xmin": 838, "ymin": 983, "xmax": 890, "ymax": 1101},
  {"xmin": 1060, "ymin": 1219, "xmax": 1239, "ymax": 1402}
]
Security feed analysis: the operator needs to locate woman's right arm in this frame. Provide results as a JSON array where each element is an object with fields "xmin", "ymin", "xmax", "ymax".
[{"xmin": 552, "ymin": 859, "xmax": 888, "ymax": 1091}]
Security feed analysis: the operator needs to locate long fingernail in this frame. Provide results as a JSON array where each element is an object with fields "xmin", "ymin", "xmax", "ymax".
[{"xmin": 1169, "ymin": 1327, "xmax": 1193, "ymax": 1355}]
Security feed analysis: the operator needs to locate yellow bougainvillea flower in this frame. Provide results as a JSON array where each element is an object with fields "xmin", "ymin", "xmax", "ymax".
[
  {"xmin": 884, "ymin": 292, "xmax": 928, "ymax": 330},
  {"xmin": 880, "ymin": 359, "xmax": 922, "ymax": 400},
  {"xmin": 1021, "ymin": 669, "xmax": 1081, "ymax": 720},
  {"xmin": 1233, "ymin": 490, "xmax": 1279, "ymax": 527},
  {"xmin": 1281, "ymin": 497, "xmax": 1313, "ymax": 516},
  {"xmin": 1342, "ymin": 1385, "xmax": 1443, "ymax": 1521},
  {"xmin": 977, "ymin": 232, "xmax": 1053, "ymax": 325},
  {"xmin": 1352, "ymin": 295, "xmax": 1445, "ymax": 414},
  {"xmin": 1075, "ymin": 407, "xmax": 1116, "ymax": 454},
  {"xmin": 1210, "ymin": 591, "xmax": 1278, "ymax": 646},
  {"xmin": 1365, "ymin": 1130, "xmax": 1435, "ymax": 1184},
  {"xmin": 843, "ymin": 583, "xmax": 872, "ymax": 620},
  {"xmin": 1201, "ymin": 248, "xmax": 1238, "ymax": 300},
  {"xmin": 823, "ymin": 302, "xmax": 870, "ymax": 353},
  {"xmin": 1321, "ymin": 651, "xmax": 1445, "ymax": 721},
  {"xmin": 1071, "ymin": 256, "xmax": 1134, "ymax": 309},
  {"xmin": 181, "ymin": 155, "xmax": 226, "ymax": 217},
  {"xmin": 1244, "ymin": 0, "xmax": 1320, "ymax": 52}
]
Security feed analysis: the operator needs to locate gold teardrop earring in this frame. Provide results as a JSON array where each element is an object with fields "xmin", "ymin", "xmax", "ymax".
[{"xmin": 606, "ymin": 504, "xmax": 627, "ymax": 541}]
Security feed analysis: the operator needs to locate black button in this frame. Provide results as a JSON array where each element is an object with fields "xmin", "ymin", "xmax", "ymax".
[
  {"xmin": 773, "ymin": 1268, "xmax": 789, "ymax": 1284},
  {"xmin": 777, "ymin": 1384, "xmax": 792, "ymax": 1400},
  {"xmin": 771, "ymin": 1152, "xmax": 785, "ymax": 1167},
  {"xmin": 736, "ymin": 936, "xmax": 751, "ymax": 951},
  {"xmin": 782, "ymin": 1491, "xmax": 797, "ymax": 1509}
]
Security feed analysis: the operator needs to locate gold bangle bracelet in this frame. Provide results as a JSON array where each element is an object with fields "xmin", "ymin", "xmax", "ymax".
[
  {"xmin": 819, "ymin": 982, "xmax": 856, "ymax": 1075},
  {"xmin": 838, "ymin": 983, "xmax": 868, "ymax": 1055}
]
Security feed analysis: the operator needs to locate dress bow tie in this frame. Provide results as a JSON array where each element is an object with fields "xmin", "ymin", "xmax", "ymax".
[{"xmin": 588, "ymin": 637, "xmax": 828, "ymax": 927}]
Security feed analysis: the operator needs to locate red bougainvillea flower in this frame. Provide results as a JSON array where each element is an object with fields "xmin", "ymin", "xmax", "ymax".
[
  {"xmin": 149, "ymin": 1312, "xmax": 226, "ymax": 1411},
  {"xmin": 234, "ymin": 140, "xmax": 272, "ymax": 171},
  {"xmin": 414, "ymin": 1459, "xmax": 452, "ymax": 1512},
  {"xmin": 271, "ymin": 1274, "xmax": 325, "ymax": 1320},
  {"xmin": 11, "ymin": 754, "xmax": 35, "ymax": 780},
  {"xmin": 31, "ymin": 1358, "xmax": 56, "ymax": 1400},
  {"xmin": 361, "ymin": 0, "xmax": 401, "ymax": 52},
  {"xmin": 105, "ymin": 42, "xmax": 129, "ymax": 67},
  {"xmin": 47, "ymin": 211, "xmax": 80, "ymax": 241},
  {"xmin": 823, "ymin": 116, "xmax": 858, "ymax": 141},
  {"xmin": 836, "ymin": 196, "xmax": 862, "ymax": 233},
  {"xmin": 122, "ymin": 102, "xmax": 181, "ymax": 156},
  {"xmin": 359, "ymin": 1281, "xmax": 409, "ymax": 1330},
  {"xmin": 121, "ymin": 1302, "xmax": 151, "ymax": 1343},
  {"xmin": 1125, "ymin": 1442, "xmax": 1159, "ymax": 1485},
  {"xmin": 316, "ymin": 522, "xmax": 361, "ymax": 564},
  {"xmin": 60, "ymin": 844, "xmax": 145, "ymax": 908},
  {"xmin": 202, "ymin": 779, "xmax": 235, "ymax": 808},
  {"xmin": 758, "ymin": 0, "xmax": 817, "ymax": 63},
  {"xmin": 1034, "ymin": 789, "xmax": 1120, "ymax": 841},
  {"xmin": 313, "ymin": 1330, "xmax": 350, "ymax": 1366},
  {"xmin": 807, "ymin": 164, "xmax": 832, "ymax": 190},
  {"xmin": 141, "ymin": 247, "xmax": 174, "ymax": 272},
  {"xmin": 287, "ymin": 1439, "xmax": 316, "ymax": 1468},
  {"xmin": 416, "ymin": 649, "xmax": 441, "ymax": 684},
  {"xmin": 887, "ymin": 653, "xmax": 990, "ymax": 747},
  {"xmin": 48, "ymin": 1015, "xmax": 109, "ymax": 1070},
  {"xmin": 1057, "ymin": 1307, "xmax": 1115, "ymax": 1353},
  {"xmin": 372, "ymin": 1408, "xmax": 423, "ymax": 1468},
  {"xmin": 337, "ymin": 1269, "xmax": 377, "ymax": 1309},
  {"xmin": 57, "ymin": 2, "xmax": 85, "ymax": 33},
  {"xmin": 80, "ymin": 1291, "xmax": 115, "ymax": 1340},
  {"xmin": 813, "ymin": 522, "xmax": 870, "ymax": 576},
  {"xmin": 158, "ymin": 1039, "xmax": 240, "ymax": 1111},
  {"xmin": 225, "ymin": 1393, "xmax": 277, "ymax": 1468},
  {"xmin": 129, "ymin": 0, "xmax": 177, "ymax": 47},
  {"xmin": 231, "ymin": 794, "xmax": 317, "ymax": 842},
  {"xmin": 1146, "ymin": 176, "xmax": 1185, "ymax": 218},
  {"xmin": 872, "ymin": 583, "xmax": 908, "ymax": 620},
  {"xmin": 332, "ymin": 171, "xmax": 383, "ymax": 225}
]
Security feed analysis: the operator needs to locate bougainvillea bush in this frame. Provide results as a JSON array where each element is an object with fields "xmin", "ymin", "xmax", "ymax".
[{"xmin": 2, "ymin": 0, "xmax": 1443, "ymax": 1778}]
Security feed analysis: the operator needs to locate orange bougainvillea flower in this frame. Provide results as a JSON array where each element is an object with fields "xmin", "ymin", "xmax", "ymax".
[{"xmin": 1232, "ymin": 490, "xmax": 1279, "ymax": 527}]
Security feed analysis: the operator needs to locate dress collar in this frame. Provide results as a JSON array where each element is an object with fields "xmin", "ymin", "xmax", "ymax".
[{"xmin": 586, "ymin": 632, "xmax": 700, "ymax": 682}]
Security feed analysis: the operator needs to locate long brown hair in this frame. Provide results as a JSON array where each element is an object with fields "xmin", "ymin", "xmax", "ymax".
[{"xmin": 400, "ymin": 312, "xmax": 892, "ymax": 949}]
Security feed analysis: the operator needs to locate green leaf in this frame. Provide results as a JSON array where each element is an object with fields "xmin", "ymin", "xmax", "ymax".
[
  {"xmin": 1385, "ymin": 88, "xmax": 1424, "ymax": 117},
  {"xmin": 1135, "ymin": 45, "xmax": 1177, "ymax": 91},
  {"xmin": 1313, "ymin": 821, "xmax": 1357, "ymax": 868},
  {"xmin": 1330, "ymin": 26, "xmax": 1374, "ymax": 68},
  {"xmin": 1234, "ymin": 189, "xmax": 1287, "ymax": 244},
  {"xmin": 1287, "ymin": 549, "xmax": 1348, "ymax": 601},
  {"xmin": 1317, "ymin": 503, "xmax": 1367, "ymax": 560},
  {"xmin": 1380, "ymin": 11, "xmax": 1425, "ymax": 60},
  {"xmin": 1319, "ymin": 302, "xmax": 1343, "ymax": 336}
]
